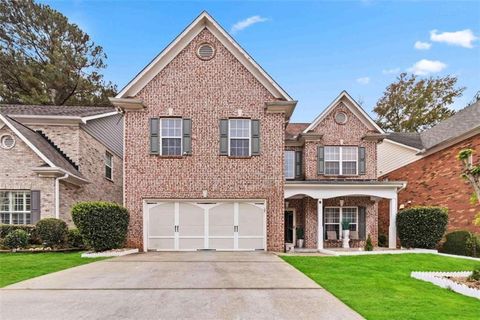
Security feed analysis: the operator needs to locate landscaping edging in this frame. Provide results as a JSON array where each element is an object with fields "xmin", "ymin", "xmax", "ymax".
[
  {"xmin": 318, "ymin": 248, "xmax": 438, "ymax": 256},
  {"xmin": 411, "ymin": 271, "xmax": 480, "ymax": 299},
  {"xmin": 81, "ymin": 248, "xmax": 138, "ymax": 258}
]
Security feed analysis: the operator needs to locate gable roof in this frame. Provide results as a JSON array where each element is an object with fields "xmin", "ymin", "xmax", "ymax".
[
  {"xmin": 419, "ymin": 100, "xmax": 480, "ymax": 150},
  {"xmin": 0, "ymin": 104, "xmax": 116, "ymax": 119},
  {"xmin": 302, "ymin": 91, "xmax": 385, "ymax": 134},
  {"xmin": 0, "ymin": 114, "xmax": 87, "ymax": 183},
  {"xmin": 386, "ymin": 132, "xmax": 423, "ymax": 150},
  {"xmin": 116, "ymin": 11, "xmax": 293, "ymax": 101}
]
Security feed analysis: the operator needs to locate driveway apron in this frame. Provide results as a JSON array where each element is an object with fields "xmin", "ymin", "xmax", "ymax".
[{"xmin": 0, "ymin": 252, "xmax": 363, "ymax": 320}]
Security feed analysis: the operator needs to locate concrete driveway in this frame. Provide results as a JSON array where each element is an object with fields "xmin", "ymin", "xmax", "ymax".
[{"xmin": 1, "ymin": 252, "xmax": 363, "ymax": 320}]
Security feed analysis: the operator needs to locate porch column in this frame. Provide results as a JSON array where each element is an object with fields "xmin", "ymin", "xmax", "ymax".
[
  {"xmin": 317, "ymin": 199, "xmax": 323, "ymax": 250},
  {"xmin": 388, "ymin": 196, "xmax": 398, "ymax": 249}
]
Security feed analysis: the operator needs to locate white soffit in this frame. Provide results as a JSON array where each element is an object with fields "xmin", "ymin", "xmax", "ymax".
[{"xmin": 116, "ymin": 12, "xmax": 292, "ymax": 101}]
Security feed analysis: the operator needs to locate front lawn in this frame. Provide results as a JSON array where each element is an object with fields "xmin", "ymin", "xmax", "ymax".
[
  {"xmin": 282, "ymin": 254, "xmax": 480, "ymax": 320},
  {"xmin": 0, "ymin": 252, "xmax": 107, "ymax": 287}
]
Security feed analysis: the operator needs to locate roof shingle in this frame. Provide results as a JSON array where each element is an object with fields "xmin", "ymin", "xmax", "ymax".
[{"xmin": 0, "ymin": 104, "xmax": 115, "ymax": 118}]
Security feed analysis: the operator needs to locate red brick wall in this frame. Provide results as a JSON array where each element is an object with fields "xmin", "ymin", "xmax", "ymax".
[
  {"xmin": 124, "ymin": 28, "xmax": 286, "ymax": 251},
  {"xmin": 379, "ymin": 134, "xmax": 480, "ymax": 236}
]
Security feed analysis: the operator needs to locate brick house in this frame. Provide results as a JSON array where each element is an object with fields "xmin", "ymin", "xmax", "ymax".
[
  {"xmin": 378, "ymin": 100, "xmax": 480, "ymax": 237},
  {"xmin": 0, "ymin": 105, "xmax": 123, "ymax": 225},
  {"xmin": 111, "ymin": 12, "xmax": 405, "ymax": 252}
]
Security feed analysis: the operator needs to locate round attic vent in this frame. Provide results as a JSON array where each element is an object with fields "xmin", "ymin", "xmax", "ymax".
[
  {"xmin": 197, "ymin": 43, "xmax": 215, "ymax": 60},
  {"xmin": 0, "ymin": 134, "xmax": 15, "ymax": 149},
  {"xmin": 335, "ymin": 111, "xmax": 348, "ymax": 125}
]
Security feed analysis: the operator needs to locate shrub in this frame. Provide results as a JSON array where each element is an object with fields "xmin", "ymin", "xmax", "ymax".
[
  {"xmin": 442, "ymin": 231, "xmax": 480, "ymax": 257},
  {"xmin": 67, "ymin": 228, "xmax": 84, "ymax": 248},
  {"xmin": 364, "ymin": 234, "xmax": 373, "ymax": 251},
  {"xmin": 397, "ymin": 206, "xmax": 448, "ymax": 249},
  {"xmin": 0, "ymin": 224, "xmax": 35, "ymax": 238},
  {"xmin": 4, "ymin": 229, "xmax": 29, "ymax": 249},
  {"xmin": 296, "ymin": 227, "xmax": 304, "ymax": 239},
  {"xmin": 72, "ymin": 201, "xmax": 129, "ymax": 252},
  {"xmin": 469, "ymin": 266, "xmax": 480, "ymax": 281},
  {"xmin": 378, "ymin": 234, "xmax": 388, "ymax": 247},
  {"xmin": 35, "ymin": 218, "xmax": 68, "ymax": 248}
]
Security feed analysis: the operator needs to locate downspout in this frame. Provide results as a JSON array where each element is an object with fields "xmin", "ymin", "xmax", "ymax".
[{"xmin": 55, "ymin": 173, "xmax": 69, "ymax": 219}]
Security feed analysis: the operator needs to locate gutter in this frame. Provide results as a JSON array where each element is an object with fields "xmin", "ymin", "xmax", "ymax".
[{"xmin": 55, "ymin": 173, "xmax": 69, "ymax": 219}]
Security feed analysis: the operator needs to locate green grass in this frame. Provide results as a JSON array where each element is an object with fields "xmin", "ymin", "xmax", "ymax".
[
  {"xmin": 0, "ymin": 252, "xmax": 107, "ymax": 287},
  {"xmin": 282, "ymin": 254, "xmax": 480, "ymax": 320}
]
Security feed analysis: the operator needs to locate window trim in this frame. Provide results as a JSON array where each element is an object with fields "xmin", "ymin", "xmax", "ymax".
[
  {"xmin": 159, "ymin": 117, "xmax": 183, "ymax": 156},
  {"xmin": 324, "ymin": 206, "xmax": 358, "ymax": 240},
  {"xmin": 324, "ymin": 146, "xmax": 358, "ymax": 176},
  {"xmin": 284, "ymin": 150, "xmax": 295, "ymax": 179},
  {"xmin": 105, "ymin": 151, "xmax": 113, "ymax": 181},
  {"xmin": 228, "ymin": 118, "xmax": 251, "ymax": 157},
  {"xmin": 0, "ymin": 191, "xmax": 31, "ymax": 225}
]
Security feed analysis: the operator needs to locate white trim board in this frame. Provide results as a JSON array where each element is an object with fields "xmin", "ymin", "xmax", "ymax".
[
  {"xmin": 116, "ymin": 11, "xmax": 292, "ymax": 101},
  {"xmin": 303, "ymin": 91, "xmax": 384, "ymax": 134}
]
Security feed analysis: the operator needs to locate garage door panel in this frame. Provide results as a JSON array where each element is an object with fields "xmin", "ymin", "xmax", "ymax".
[
  {"xmin": 238, "ymin": 238, "xmax": 264, "ymax": 250},
  {"xmin": 148, "ymin": 203, "xmax": 175, "ymax": 237},
  {"xmin": 209, "ymin": 238, "xmax": 235, "ymax": 250},
  {"xmin": 178, "ymin": 203, "xmax": 204, "ymax": 237},
  {"xmin": 179, "ymin": 238, "xmax": 204, "ymax": 250},
  {"xmin": 148, "ymin": 238, "xmax": 175, "ymax": 250},
  {"xmin": 209, "ymin": 203, "xmax": 234, "ymax": 237},
  {"xmin": 238, "ymin": 203, "xmax": 264, "ymax": 237}
]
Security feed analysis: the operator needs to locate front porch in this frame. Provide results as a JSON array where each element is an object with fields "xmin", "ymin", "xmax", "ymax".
[{"xmin": 284, "ymin": 180, "xmax": 406, "ymax": 251}]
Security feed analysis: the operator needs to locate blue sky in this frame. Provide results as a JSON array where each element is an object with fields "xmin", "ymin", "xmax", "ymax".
[{"xmin": 42, "ymin": 0, "xmax": 480, "ymax": 122}]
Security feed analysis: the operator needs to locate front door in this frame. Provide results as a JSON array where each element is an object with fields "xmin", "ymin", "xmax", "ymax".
[{"xmin": 284, "ymin": 211, "xmax": 294, "ymax": 243}]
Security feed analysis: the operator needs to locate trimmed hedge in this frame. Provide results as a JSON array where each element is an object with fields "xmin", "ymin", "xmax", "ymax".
[
  {"xmin": 441, "ymin": 231, "xmax": 480, "ymax": 257},
  {"xmin": 4, "ymin": 229, "xmax": 29, "ymax": 249},
  {"xmin": 35, "ymin": 218, "xmax": 68, "ymax": 248},
  {"xmin": 0, "ymin": 224, "xmax": 39, "ymax": 244},
  {"xmin": 72, "ymin": 201, "xmax": 129, "ymax": 252},
  {"xmin": 67, "ymin": 228, "xmax": 84, "ymax": 249},
  {"xmin": 397, "ymin": 206, "xmax": 448, "ymax": 249}
]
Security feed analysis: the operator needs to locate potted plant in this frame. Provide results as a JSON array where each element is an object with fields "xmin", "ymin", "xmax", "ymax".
[
  {"xmin": 296, "ymin": 227, "xmax": 304, "ymax": 248},
  {"xmin": 341, "ymin": 221, "xmax": 350, "ymax": 249}
]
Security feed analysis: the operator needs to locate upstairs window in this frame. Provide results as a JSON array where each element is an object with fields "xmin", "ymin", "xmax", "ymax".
[
  {"xmin": 229, "ymin": 119, "xmax": 250, "ymax": 157},
  {"xmin": 161, "ymin": 118, "xmax": 182, "ymax": 156},
  {"xmin": 284, "ymin": 151, "xmax": 295, "ymax": 179},
  {"xmin": 324, "ymin": 146, "xmax": 358, "ymax": 175},
  {"xmin": 0, "ymin": 191, "xmax": 31, "ymax": 225},
  {"xmin": 105, "ymin": 151, "xmax": 113, "ymax": 180}
]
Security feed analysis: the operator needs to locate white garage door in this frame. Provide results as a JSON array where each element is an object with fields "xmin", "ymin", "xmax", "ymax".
[{"xmin": 146, "ymin": 201, "xmax": 265, "ymax": 251}]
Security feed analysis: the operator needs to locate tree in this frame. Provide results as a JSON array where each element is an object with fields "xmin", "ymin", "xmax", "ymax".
[
  {"xmin": 373, "ymin": 73, "xmax": 464, "ymax": 132},
  {"xmin": 457, "ymin": 149, "xmax": 480, "ymax": 226},
  {"xmin": 0, "ymin": 0, "xmax": 116, "ymax": 106}
]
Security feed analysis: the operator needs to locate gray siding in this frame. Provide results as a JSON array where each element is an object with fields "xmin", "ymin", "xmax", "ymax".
[{"xmin": 82, "ymin": 114, "xmax": 123, "ymax": 158}]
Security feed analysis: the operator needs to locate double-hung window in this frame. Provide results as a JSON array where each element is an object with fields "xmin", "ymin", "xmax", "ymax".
[
  {"xmin": 229, "ymin": 119, "xmax": 250, "ymax": 157},
  {"xmin": 0, "ymin": 191, "xmax": 31, "ymax": 225},
  {"xmin": 160, "ymin": 118, "xmax": 182, "ymax": 156},
  {"xmin": 284, "ymin": 151, "xmax": 295, "ymax": 179},
  {"xmin": 324, "ymin": 207, "xmax": 358, "ymax": 240},
  {"xmin": 105, "ymin": 151, "xmax": 113, "ymax": 180},
  {"xmin": 324, "ymin": 146, "xmax": 358, "ymax": 175}
]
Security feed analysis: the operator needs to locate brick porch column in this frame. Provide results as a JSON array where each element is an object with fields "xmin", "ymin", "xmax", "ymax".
[{"xmin": 304, "ymin": 197, "xmax": 318, "ymax": 249}]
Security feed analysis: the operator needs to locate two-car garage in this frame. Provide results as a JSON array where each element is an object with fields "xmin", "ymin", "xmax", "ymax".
[{"xmin": 144, "ymin": 200, "xmax": 266, "ymax": 251}]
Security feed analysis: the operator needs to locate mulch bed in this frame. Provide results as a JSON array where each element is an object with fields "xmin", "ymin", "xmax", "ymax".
[{"xmin": 444, "ymin": 276, "xmax": 480, "ymax": 290}]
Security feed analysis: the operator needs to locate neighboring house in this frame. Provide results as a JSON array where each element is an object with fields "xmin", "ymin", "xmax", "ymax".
[
  {"xmin": 111, "ymin": 12, "xmax": 405, "ymax": 252},
  {"xmin": 0, "ymin": 105, "xmax": 123, "ymax": 225},
  {"xmin": 378, "ymin": 100, "xmax": 480, "ymax": 236}
]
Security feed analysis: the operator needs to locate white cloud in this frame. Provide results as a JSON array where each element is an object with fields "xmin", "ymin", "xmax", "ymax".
[
  {"xmin": 408, "ymin": 59, "xmax": 447, "ymax": 75},
  {"xmin": 414, "ymin": 41, "xmax": 431, "ymax": 50},
  {"xmin": 430, "ymin": 29, "xmax": 478, "ymax": 48},
  {"xmin": 356, "ymin": 77, "xmax": 370, "ymax": 85},
  {"xmin": 231, "ymin": 16, "xmax": 269, "ymax": 33},
  {"xmin": 382, "ymin": 68, "xmax": 400, "ymax": 75}
]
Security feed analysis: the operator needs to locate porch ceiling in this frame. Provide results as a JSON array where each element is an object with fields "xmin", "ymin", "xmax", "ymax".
[{"xmin": 285, "ymin": 180, "xmax": 406, "ymax": 200}]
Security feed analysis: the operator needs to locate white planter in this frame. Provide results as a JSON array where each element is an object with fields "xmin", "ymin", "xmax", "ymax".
[
  {"xmin": 297, "ymin": 239, "xmax": 304, "ymax": 248},
  {"xmin": 342, "ymin": 230, "xmax": 350, "ymax": 248}
]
